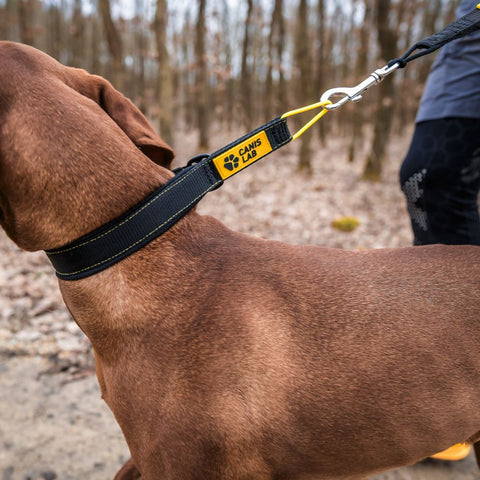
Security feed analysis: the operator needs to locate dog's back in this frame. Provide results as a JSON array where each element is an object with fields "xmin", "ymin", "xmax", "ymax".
[{"xmin": 61, "ymin": 214, "xmax": 480, "ymax": 479}]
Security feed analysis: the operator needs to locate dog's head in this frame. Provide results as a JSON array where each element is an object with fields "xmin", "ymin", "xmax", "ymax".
[
  {"xmin": 0, "ymin": 41, "xmax": 174, "ymax": 167},
  {"xmin": 0, "ymin": 41, "xmax": 174, "ymax": 250}
]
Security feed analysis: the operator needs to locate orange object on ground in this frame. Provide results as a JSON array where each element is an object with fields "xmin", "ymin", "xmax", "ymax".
[{"xmin": 430, "ymin": 443, "xmax": 472, "ymax": 461}]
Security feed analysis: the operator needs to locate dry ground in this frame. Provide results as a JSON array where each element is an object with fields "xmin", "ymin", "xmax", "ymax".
[{"xmin": 1, "ymin": 128, "xmax": 478, "ymax": 479}]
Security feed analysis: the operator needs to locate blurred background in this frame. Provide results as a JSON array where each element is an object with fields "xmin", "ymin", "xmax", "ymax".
[{"xmin": 0, "ymin": 0, "xmax": 455, "ymax": 177}]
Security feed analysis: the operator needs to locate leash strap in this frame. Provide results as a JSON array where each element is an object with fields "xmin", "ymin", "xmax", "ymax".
[
  {"xmin": 46, "ymin": 6, "xmax": 480, "ymax": 281},
  {"xmin": 389, "ymin": 4, "xmax": 480, "ymax": 67},
  {"xmin": 322, "ymin": 4, "xmax": 480, "ymax": 109},
  {"xmin": 47, "ymin": 117, "xmax": 291, "ymax": 280}
]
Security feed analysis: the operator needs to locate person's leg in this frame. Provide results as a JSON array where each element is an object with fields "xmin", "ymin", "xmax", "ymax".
[{"xmin": 400, "ymin": 118, "xmax": 480, "ymax": 246}]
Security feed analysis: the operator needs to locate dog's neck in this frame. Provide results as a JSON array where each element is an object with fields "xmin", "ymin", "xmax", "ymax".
[
  {"xmin": 0, "ymin": 144, "xmax": 172, "ymax": 252},
  {"xmin": 57, "ymin": 207, "xmax": 216, "ymax": 356}
]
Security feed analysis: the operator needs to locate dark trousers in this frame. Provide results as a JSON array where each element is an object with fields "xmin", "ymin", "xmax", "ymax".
[{"xmin": 400, "ymin": 118, "xmax": 480, "ymax": 246}]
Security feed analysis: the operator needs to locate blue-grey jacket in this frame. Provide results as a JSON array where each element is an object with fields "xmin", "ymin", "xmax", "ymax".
[{"xmin": 416, "ymin": 0, "xmax": 480, "ymax": 122}]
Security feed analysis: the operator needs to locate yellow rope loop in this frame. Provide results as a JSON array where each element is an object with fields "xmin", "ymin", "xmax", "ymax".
[{"xmin": 281, "ymin": 100, "xmax": 332, "ymax": 141}]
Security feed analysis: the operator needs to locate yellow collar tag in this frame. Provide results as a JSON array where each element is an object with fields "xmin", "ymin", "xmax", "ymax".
[{"xmin": 212, "ymin": 130, "xmax": 273, "ymax": 180}]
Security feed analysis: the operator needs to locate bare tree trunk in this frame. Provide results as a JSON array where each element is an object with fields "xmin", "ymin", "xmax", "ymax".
[
  {"xmin": 195, "ymin": 0, "xmax": 209, "ymax": 150},
  {"xmin": 220, "ymin": 0, "xmax": 234, "ymax": 130},
  {"xmin": 154, "ymin": 0, "xmax": 174, "ymax": 146},
  {"xmin": 18, "ymin": 0, "xmax": 37, "ymax": 47},
  {"xmin": 315, "ymin": 0, "xmax": 327, "ymax": 144},
  {"xmin": 98, "ymin": 0, "xmax": 124, "ymax": 89},
  {"xmin": 45, "ymin": 4, "xmax": 62, "ymax": 59},
  {"xmin": 443, "ymin": 0, "xmax": 457, "ymax": 24},
  {"xmin": 394, "ymin": 0, "xmax": 416, "ymax": 135},
  {"xmin": 362, "ymin": 0, "xmax": 398, "ymax": 181},
  {"xmin": 133, "ymin": 0, "xmax": 146, "ymax": 113},
  {"xmin": 276, "ymin": 1, "xmax": 287, "ymax": 115},
  {"xmin": 265, "ymin": 0, "xmax": 285, "ymax": 122},
  {"xmin": 181, "ymin": 10, "xmax": 194, "ymax": 130},
  {"xmin": 70, "ymin": 0, "xmax": 85, "ymax": 67},
  {"xmin": 417, "ymin": 0, "xmax": 442, "ymax": 80},
  {"xmin": 241, "ymin": 0, "xmax": 254, "ymax": 130},
  {"xmin": 295, "ymin": 0, "xmax": 313, "ymax": 175},
  {"xmin": 348, "ymin": 0, "xmax": 373, "ymax": 162},
  {"xmin": 2, "ymin": 0, "xmax": 19, "ymax": 41},
  {"xmin": 89, "ymin": 16, "xmax": 101, "ymax": 75},
  {"xmin": 249, "ymin": 3, "xmax": 263, "ymax": 127}
]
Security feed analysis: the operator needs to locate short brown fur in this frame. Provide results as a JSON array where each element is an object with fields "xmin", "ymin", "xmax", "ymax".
[{"xmin": 1, "ymin": 42, "xmax": 479, "ymax": 480}]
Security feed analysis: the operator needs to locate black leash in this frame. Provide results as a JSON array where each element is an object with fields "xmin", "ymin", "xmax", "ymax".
[
  {"xmin": 390, "ymin": 5, "xmax": 480, "ymax": 68},
  {"xmin": 47, "ymin": 117, "xmax": 291, "ymax": 280},
  {"xmin": 47, "ymin": 4, "xmax": 480, "ymax": 281}
]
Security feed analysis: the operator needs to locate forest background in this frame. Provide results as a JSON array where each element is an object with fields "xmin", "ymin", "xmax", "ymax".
[{"xmin": 0, "ymin": 0, "xmax": 456, "ymax": 178}]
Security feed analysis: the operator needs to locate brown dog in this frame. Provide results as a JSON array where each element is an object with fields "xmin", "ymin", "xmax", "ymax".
[{"xmin": 1, "ymin": 41, "xmax": 480, "ymax": 480}]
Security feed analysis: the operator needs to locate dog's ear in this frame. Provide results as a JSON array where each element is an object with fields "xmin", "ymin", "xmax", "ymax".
[{"xmin": 66, "ymin": 68, "xmax": 174, "ymax": 169}]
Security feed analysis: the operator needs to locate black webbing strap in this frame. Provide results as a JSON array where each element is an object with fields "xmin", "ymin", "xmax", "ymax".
[
  {"xmin": 45, "ymin": 6, "xmax": 480, "ymax": 281},
  {"xmin": 46, "ymin": 117, "xmax": 291, "ymax": 280},
  {"xmin": 46, "ymin": 160, "xmax": 222, "ymax": 280},
  {"xmin": 389, "ymin": 5, "xmax": 480, "ymax": 67}
]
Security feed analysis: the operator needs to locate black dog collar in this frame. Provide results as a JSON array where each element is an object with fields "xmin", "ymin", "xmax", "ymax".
[
  {"xmin": 46, "ymin": 117, "xmax": 291, "ymax": 280},
  {"xmin": 46, "ymin": 159, "xmax": 222, "ymax": 280}
]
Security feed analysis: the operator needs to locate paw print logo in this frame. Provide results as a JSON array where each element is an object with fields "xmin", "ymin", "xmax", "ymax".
[{"xmin": 223, "ymin": 153, "xmax": 240, "ymax": 172}]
